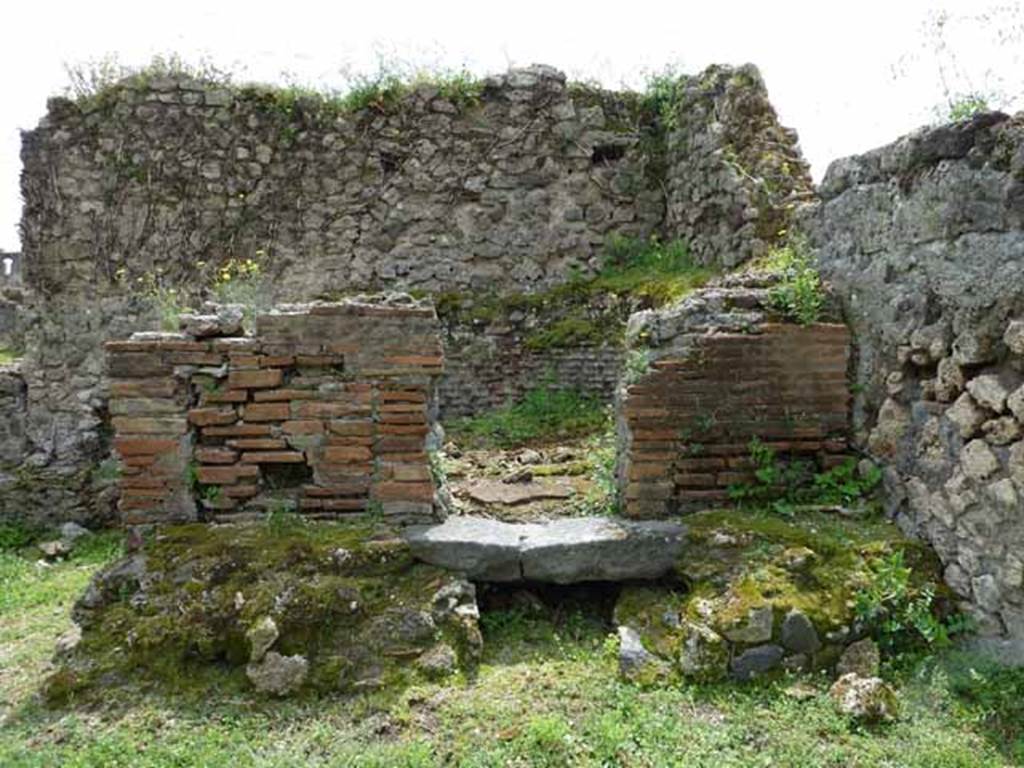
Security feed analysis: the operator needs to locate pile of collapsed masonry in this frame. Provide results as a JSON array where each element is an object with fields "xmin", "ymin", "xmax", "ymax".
[{"xmin": 47, "ymin": 505, "xmax": 935, "ymax": 725}]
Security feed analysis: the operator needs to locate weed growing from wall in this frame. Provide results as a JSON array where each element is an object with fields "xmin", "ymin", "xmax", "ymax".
[
  {"xmin": 764, "ymin": 233, "xmax": 825, "ymax": 325},
  {"xmin": 728, "ymin": 438, "xmax": 881, "ymax": 516},
  {"xmin": 63, "ymin": 53, "xmax": 232, "ymax": 109},
  {"xmin": 621, "ymin": 349, "xmax": 652, "ymax": 386},
  {"xmin": 946, "ymin": 93, "xmax": 990, "ymax": 121},
  {"xmin": 123, "ymin": 269, "xmax": 184, "ymax": 332},
  {"xmin": 62, "ymin": 53, "xmax": 481, "ymax": 120},
  {"xmin": 567, "ymin": 422, "xmax": 620, "ymax": 516},
  {"xmin": 210, "ymin": 255, "xmax": 270, "ymax": 332},
  {"xmin": 854, "ymin": 550, "xmax": 973, "ymax": 653},
  {"xmin": 640, "ymin": 66, "xmax": 688, "ymax": 132}
]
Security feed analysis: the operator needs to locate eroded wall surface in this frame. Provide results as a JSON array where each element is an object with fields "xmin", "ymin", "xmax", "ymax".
[
  {"xmin": 809, "ymin": 112, "xmax": 1024, "ymax": 637},
  {"xmin": 106, "ymin": 299, "xmax": 443, "ymax": 525}
]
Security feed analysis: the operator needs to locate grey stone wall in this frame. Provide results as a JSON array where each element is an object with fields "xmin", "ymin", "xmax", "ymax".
[
  {"xmin": 665, "ymin": 66, "xmax": 813, "ymax": 269},
  {"xmin": 808, "ymin": 112, "xmax": 1024, "ymax": 638},
  {"xmin": 20, "ymin": 65, "xmax": 663, "ymax": 298},
  {"xmin": 10, "ymin": 62, "xmax": 807, "ymax": 525}
]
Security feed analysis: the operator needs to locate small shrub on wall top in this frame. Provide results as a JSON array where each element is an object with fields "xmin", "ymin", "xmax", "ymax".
[{"xmin": 764, "ymin": 233, "xmax": 825, "ymax": 325}]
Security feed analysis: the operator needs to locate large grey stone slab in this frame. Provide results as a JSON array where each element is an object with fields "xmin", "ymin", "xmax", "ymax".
[
  {"xmin": 403, "ymin": 515, "xmax": 685, "ymax": 584},
  {"xmin": 403, "ymin": 516, "xmax": 527, "ymax": 581}
]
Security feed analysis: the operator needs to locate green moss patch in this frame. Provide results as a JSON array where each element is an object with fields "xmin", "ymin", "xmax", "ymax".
[
  {"xmin": 615, "ymin": 508, "xmax": 948, "ymax": 683},
  {"xmin": 438, "ymin": 237, "xmax": 713, "ymax": 352},
  {"xmin": 48, "ymin": 521, "xmax": 481, "ymax": 703}
]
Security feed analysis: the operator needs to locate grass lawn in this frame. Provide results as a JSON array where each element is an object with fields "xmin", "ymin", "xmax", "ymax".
[{"xmin": 1, "ymin": 528, "xmax": 1022, "ymax": 767}]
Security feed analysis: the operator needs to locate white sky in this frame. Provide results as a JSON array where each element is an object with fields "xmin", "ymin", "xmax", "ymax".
[{"xmin": 1, "ymin": 0, "xmax": 1020, "ymax": 252}]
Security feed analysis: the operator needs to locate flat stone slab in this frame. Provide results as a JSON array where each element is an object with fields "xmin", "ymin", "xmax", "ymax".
[
  {"xmin": 403, "ymin": 515, "xmax": 685, "ymax": 583},
  {"xmin": 465, "ymin": 480, "xmax": 575, "ymax": 506}
]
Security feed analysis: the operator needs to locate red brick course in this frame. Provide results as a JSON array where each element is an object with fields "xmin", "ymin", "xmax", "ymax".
[
  {"xmin": 106, "ymin": 301, "xmax": 443, "ymax": 524},
  {"xmin": 621, "ymin": 323, "xmax": 852, "ymax": 518}
]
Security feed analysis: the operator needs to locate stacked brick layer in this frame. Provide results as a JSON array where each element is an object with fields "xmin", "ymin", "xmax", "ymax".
[
  {"xmin": 622, "ymin": 323, "xmax": 851, "ymax": 518},
  {"xmin": 106, "ymin": 302, "xmax": 442, "ymax": 524}
]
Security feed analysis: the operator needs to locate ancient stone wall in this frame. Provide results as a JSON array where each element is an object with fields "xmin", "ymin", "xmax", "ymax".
[
  {"xmin": 10, "ymin": 62, "xmax": 807, "ymax": 524},
  {"xmin": 0, "ymin": 364, "xmax": 27, "ymax": 467},
  {"xmin": 106, "ymin": 298, "xmax": 443, "ymax": 525},
  {"xmin": 617, "ymin": 277, "xmax": 852, "ymax": 519},
  {"xmin": 809, "ymin": 112, "xmax": 1024, "ymax": 638},
  {"xmin": 665, "ymin": 66, "xmax": 814, "ymax": 269}
]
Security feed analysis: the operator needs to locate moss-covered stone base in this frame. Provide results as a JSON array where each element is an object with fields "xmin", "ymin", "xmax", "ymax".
[
  {"xmin": 46, "ymin": 521, "xmax": 481, "ymax": 703},
  {"xmin": 614, "ymin": 509, "xmax": 946, "ymax": 683}
]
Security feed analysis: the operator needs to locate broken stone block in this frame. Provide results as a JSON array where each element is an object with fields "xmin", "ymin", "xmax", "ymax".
[
  {"xmin": 946, "ymin": 392, "xmax": 987, "ymax": 439},
  {"xmin": 617, "ymin": 626, "xmax": 671, "ymax": 682},
  {"xmin": 1007, "ymin": 385, "xmax": 1024, "ymax": 423},
  {"xmin": 780, "ymin": 609, "xmax": 822, "ymax": 655},
  {"xmin": 722, "ymin": 605, "xmax": 774, "ymax": 644},
  {"xmin": 403, "ymin": 515, "xmax": 685, "ymax": 584},
  {"xmin": 961, "ymin": 439, "xmax": 1000, "ymax": 480},
  {"xmin": 952, "ymin": 330, "xmax": 997, "ymax": 366},
  {"xmin": 38, "ymin": 540, "xmax": 72, "ymax": 559},
  {"xmin": 1004, "ymin": 320, "xmax": 1024, "ymax": 356},
  {"xmin": 982, "ymin": 416, "xmax": 1022, "ymax": 445},
  {"xmin": 935, "ymin": 357, "xmax": 965, "ymax": 402},
  {"xmin": 986, "ymin": 478, "xmax": 1019, "ymax": 509},
  {"xmin": 247, "ymin": 616, "xmax": 279, "ymax": 662},
  {"xmin": 867, "ymin": 398, "xmax": 911, "ymax": 457},
  {"xmin": 415, "ymin": 643, "xmax": 458, "ymax": 679},
  {"xmin": 967, "ymin": 373, "xmax": 1019, "ymax": 413},
  {"xmin": 836, "ymin": 638, "xmax": 880, "ymax": 678},
  {"xmin": 730, "ymin": 644, "xmax": 784, "ymax": 681},
  {"xmin": 830, "ymin": 673, "xmax": 899, "ymax": 722},
  {"xmin": 677, "ymin": 620, "xmax": 729, "ymax": 682},
  {"xmin": 466, "ymin": 479, "xmax": 572, "ymax": 505},
  {"xmin": 1009, "ymin": 441, "xmax": 1024, "ymax": 488},
  {"xmin": 246, "ymin": 652, "xmax": 308, "ymax": 696}
]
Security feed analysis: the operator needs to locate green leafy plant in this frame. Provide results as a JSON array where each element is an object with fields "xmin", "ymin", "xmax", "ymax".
[
  {"xmin": 63, "ymin": 53, "xmax": 232, "ymax": 109},
  {"xmin": 91, "ymin": 458, "xmax": 122, "ymax": 485},
  {"xmin": 765, "ymin": 234, "xmax": 825, "ymax": 325},
  {"xmin": 641, "ymin": 66, "xmax": 688, "ymax": 131},
  {"xmin": 264, "ymin": 500, "xmax": 303, "ymax": 533},
  {"xmin": 427, "ymin": 450, "xmax": 447, "ymax": 488},
  {"xmin": 622, "ymin": 349, "xmax": 652, "ymax": 385},
  {"xmin": 184, "ymin": 461, "xmax": 200, "ymax": 492},
  {"xmin": 854, "ymin": 550, "xmax": 969, "ymax": 652},
  {"xmin": 943, "ymin": 653, "xmax": 1024, "ymax": 760},
  {"xmin": 947, "ymin": 93, "xmax": 989, "ymax": 120},
  {"xmin": 201, "ymin": 485, "xmax": 222, "ymax": 504},
  {"xmin": 728, "ymin": 438, "xmax": 881, "ymax": 516}
]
